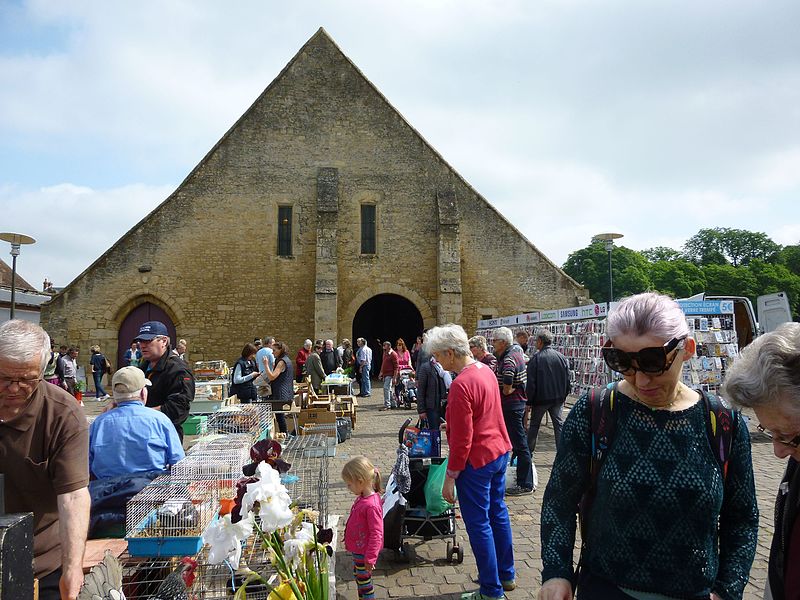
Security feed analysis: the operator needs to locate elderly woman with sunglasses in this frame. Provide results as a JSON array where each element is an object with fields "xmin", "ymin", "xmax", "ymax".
[
  {"xmin": 722, "ymin": 322, "xmax": 800, "ymax": 600},
  {"xmin": 539, "ymin": 292, "xmax": 758, "ymax": 600}
]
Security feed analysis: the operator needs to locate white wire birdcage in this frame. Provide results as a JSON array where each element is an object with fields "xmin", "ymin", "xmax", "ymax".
[
  {"xmin": 205, "ymin": 404, "xmax": 272, "ymax": 440},
  {"xmin": 125, "ymin": 475, "xmax": 219, "ymax": 558},
  {"xmin": 281, "ymin": 433, "xmax": 329, "ymax": 526},
  {"xmin": 188, "ymin": 433, "xmax": 253, "ymax": 459}
]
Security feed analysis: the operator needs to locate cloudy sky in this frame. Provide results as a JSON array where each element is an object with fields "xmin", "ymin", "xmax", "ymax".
[{"xmin": 2, "ymin": 0, "xmax": 799, "ymax": 290}]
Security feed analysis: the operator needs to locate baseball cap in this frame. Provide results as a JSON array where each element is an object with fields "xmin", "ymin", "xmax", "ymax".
[
  {"xmin": 134, "ymin": 321, "xmax": 169, "ymax": 341},
  {"xmin": 112, "ymin": 366, "xmax": 152, "ymax": 398}
]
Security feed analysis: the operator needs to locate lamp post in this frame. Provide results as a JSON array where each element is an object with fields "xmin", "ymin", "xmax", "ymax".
[
  {"xmin": 0, "ymin": 232, "xmax": 36, "ymax": 320},
  {"xmin": 593, "ymin": 233, "xmax": 624, "ymax": 304}
]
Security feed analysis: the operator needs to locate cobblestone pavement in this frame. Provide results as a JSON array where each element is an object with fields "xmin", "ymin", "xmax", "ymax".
[{"xmin": 327, "ymin": 390, "xmax": 784, "ymax": 600}]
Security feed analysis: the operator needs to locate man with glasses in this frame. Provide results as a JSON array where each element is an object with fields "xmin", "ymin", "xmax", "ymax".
[
  {"xmin": 0, "ymin": 320, "xmax": 90, "ymax": 600},
  {"xmin": 722, "ymin": 322, "xmax": 800, "ymax": 600},
  {"xmin": 134, "ymin": 320, "xmax": 195, "ymax": 442},
  {"xmin": 492, "ymin": 326, "xmax": 534, "ymax": 496}
]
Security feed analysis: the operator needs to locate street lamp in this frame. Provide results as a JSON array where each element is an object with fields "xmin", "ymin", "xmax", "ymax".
[
  {"xmin": 0, "ymin": 232, "xmax": 36, "ymax": 320},
  {"xmin": 593, "ymin": 232, "xmax": 624, "ymax": 304}
]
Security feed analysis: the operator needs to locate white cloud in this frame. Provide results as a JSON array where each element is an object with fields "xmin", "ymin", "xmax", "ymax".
[{"xmin": 1, "ymin": 183, "xmax": 171, "ymax": 289}]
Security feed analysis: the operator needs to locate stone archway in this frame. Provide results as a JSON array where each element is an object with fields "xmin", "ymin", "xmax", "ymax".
[
  {"xmin": 352, "ymin": 294, "xmax": 424, "ymax": 377},
  {"xmin": 113, "ymin": 295, "xmax": 180, "ymax": 368},
  {"xmin": 341, "ymin": 283, "xmax": 435, "ymax": 334}
]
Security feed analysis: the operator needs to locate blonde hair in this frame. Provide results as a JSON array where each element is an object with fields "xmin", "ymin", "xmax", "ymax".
[{"xmin": 341, "ymin": 456, "xmax": 382, "ymax": 493}]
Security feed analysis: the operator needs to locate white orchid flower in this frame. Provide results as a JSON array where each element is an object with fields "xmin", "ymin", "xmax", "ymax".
[
  {"xmin": 283, "ymin": 521, "xmax": 315, "ymax": 568},
  {"xmin": 203, "ymin": 513, "xmax": 254, "ymax": 565},
  {"xmin": 242, "ymin": 462, "xmax": 294, "ymax": 532}
]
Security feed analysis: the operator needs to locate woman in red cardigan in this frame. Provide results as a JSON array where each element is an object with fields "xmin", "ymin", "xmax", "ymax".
[{"xmin": 427, "ymin": 323, "xmax": 515, "ymax": 600}]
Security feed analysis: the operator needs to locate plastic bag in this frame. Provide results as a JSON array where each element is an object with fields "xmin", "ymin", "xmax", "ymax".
[
  {"xmin": 424, "ymin": 458, "xmax": 455, "ymax": 516},
  {"xmin": 403, "ymin": 426, "xmax": 441, "ymax": 458}
]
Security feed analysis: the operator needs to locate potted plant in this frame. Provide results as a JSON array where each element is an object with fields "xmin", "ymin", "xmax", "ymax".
[{"xmin": 74, "ymin": 379, "xmax": 86, "ymax": 402}]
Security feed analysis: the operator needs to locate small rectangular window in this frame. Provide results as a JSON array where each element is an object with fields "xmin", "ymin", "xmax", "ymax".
[
  {"xmin": 278, "ymin": 206, "xmax": 292, "ymax": 257},
  {"xmin": 361, "ymin": 204, "xmax": 376, "ymax": 254}
]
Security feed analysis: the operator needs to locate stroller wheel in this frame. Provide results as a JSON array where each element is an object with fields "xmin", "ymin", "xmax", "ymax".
[{"xmin": 448, "ymin": 541, "xmax": 464, "ymax": 564}]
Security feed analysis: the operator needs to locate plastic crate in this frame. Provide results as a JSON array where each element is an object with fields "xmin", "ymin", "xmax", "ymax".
[{"xmin": 182, "ymin": 415, "xmax": 208, "ymax": 436}]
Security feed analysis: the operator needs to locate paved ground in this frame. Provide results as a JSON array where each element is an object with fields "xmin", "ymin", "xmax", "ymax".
[
  {"xmin": 326, "ymin": 388, "xmax": 784, "ymax": 600},
  {"xmin": 82, "ymin": 384, "xmax": 782, "ymax": 599}
]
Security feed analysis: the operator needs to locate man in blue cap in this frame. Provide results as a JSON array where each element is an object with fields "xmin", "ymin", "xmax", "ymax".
[{"xmin": 134, "ymin": 321, "xmax": 195, "ymax": 441}]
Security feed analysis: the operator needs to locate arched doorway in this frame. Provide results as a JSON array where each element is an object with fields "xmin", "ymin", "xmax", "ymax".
[
  {"xmin": 352, "ymin": 294, "xmax": 423, "ymax": 377},
  {"xmin": 117, "ymin": 302, "xmax": 177, "ymax": 368}
]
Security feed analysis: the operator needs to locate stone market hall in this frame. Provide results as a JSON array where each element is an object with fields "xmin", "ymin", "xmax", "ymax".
[{"xmin": 40, "ymin": 28, "xmax": 588, "ymax": 368}]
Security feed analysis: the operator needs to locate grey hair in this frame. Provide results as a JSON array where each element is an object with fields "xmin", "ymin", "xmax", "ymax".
[
  {"xmin": 356, "ymin": 337, "xmax": 366, "ymax": 346},
  {"xmin": 607, "ymin": 292, "xmax": 690, "ymax": 342},
  {"xmin": 0, "ymin": 320, "xmax": 51, "ymax": 372},
  {"xmin": 424, "ymin": 324, "xmax": 471, "ymax": 358},
  {"xmin": 468, "ymin": 335, "xmax": 488, "ymax": 351},
  {"xmin": 721, "ymin": 322, "xmax": 800, "ymax": 413},
  {"xmin": 493, "ymin": 326, "xmax": 513, "ymax": 345},
  {"xmin": 535, "ymin": 328, "xmax": 553, "ymax": 346},
  {"xmin": 263, "ymin": 336, "xmax": 275, "ymax": 345},
  {"xmin": 304, "ymin": 339, "xmax": 313, "ymax": 349}
]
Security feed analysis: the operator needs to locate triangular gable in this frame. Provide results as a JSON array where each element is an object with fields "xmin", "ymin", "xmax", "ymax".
[
  {"xmin": 54, "ymin": 27, "xmax": 581, "ymax": 296},
  {"xmin": 0, "ymin": 258, "xmax": 36, "ymax": 291}
]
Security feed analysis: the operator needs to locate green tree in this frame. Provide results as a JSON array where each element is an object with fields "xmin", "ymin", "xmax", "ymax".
[
  {"xmin": 747, "ymin": 259, "xmax": 800, "ymax": 318},
  {"xmin": 701, "ymin": 264, "xmax": 758, "ymax": 299},
  {"xmin": 649, "ymin": 260, "xmax": 707, "ymax": 298},
  {"xmin": 776, "ymin": 244, "xmax": 800, "ymax": 276},
  {"xmin": 641, "ymin": 246, "xmax": 682, "ymax": 263},
  {"xmin": 683, "ymin": 227, "xmax": 781, "ymax": 266},
  {"xmin": 563, "ymin": 242, "xmax": 651, "ymax": 302}
]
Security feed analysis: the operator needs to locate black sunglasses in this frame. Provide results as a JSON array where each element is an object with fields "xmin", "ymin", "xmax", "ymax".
[
  {"xmin": 601, "ymin": 336, "xmax": 686, "ymax": 376},
  {"xmin": 757, "ymin": 424, "xmax": 800, "ymax": 449}
]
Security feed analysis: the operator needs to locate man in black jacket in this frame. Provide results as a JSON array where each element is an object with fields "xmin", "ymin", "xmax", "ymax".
[
  {"xmin": 135, "ymin": 321, "xmax": 195, "ymax": 441},
  {"xmin": 524, "ymin": 327, "xmax": 571, "ymax": 455}
]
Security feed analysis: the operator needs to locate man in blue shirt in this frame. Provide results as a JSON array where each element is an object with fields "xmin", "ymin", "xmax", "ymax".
[{"xmin": 89, "ymin": 366, "xmax": 185, "ymax": 479}]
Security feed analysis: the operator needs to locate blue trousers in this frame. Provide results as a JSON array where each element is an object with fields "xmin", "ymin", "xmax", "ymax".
[
  {"xmin": 382, "ymin": 376, "xmax": 396, "ymax": 408},
  {"xmin": 93, "ymin": 371, "xmax": 106, "ymax": 398},
  {"xmin": 503, "ymin": 404, "xmax": 534, "ymax": 489},
  {"xmin": 455, "ymin": 452, "xmax": 515, "ymax": 598},
  {"xmin": 360, "ymin": 365, "xmax": 371, "ymax": 396}
]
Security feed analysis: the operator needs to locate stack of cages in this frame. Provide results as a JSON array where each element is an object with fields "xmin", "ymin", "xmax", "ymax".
[
  {"xmin": 190, "ymin": 435, "xmax": 331, "ymax": 599},
  {"xmin": 206, "ymin": 404, "xmax": 273, "ymax": 442}
]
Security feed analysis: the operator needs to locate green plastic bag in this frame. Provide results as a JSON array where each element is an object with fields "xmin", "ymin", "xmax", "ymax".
[{"xmin": 424, "ymin": 458, "xmax": 456, "ymax": 516}]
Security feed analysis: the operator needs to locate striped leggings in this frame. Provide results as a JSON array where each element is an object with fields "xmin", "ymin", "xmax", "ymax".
[{"xmin": 352, "ymin": 553, "xmax": 374, "ymax": 599}]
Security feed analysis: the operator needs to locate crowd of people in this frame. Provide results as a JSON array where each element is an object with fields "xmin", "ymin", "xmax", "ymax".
[{"xmin": 1, "ymin": 290, "xmax": 798, "ymax": 600}]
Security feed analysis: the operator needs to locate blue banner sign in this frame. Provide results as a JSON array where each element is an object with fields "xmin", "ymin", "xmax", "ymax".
[{"xmin": 677, "ymin": 300, "xmax": 734, "ymax": 315}]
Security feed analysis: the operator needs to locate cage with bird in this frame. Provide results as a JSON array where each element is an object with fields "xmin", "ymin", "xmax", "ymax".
[
  {"xmin": 279, "ymin": 434, "xmax": 329, "ymax": 527},
  {"xmin": 109, "ymin": 553, "xmax": 200, "ymax": 600},
  {"xmin": 126, "ymin": 476, "xmax": 219, "ymax": 558},
  {"xmin": 205, "ymin": 403, "xmax": 272, "ymax": 440}
]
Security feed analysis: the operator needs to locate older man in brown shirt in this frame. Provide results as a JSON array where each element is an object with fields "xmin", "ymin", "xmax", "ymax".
[{"xmin": 0, "ymin": 320, "xmax": 90, "ymax": 600}]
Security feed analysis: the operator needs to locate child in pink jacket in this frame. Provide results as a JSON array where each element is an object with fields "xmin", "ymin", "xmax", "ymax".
[{"xmin": 342, "ymin": 456, "xmax": 384, "ymax": 600}]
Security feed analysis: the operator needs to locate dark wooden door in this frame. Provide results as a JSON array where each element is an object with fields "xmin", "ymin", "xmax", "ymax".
[{"xmin": 117, "ymin": 302, "xmax": 177, "ymax": 368}]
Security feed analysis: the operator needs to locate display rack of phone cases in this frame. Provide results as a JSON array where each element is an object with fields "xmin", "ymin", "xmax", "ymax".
[
  {"xmin": 682, "ymin": 314, "xmax": 738, "ymax": 396},
  {"xmin": 546, "ymin": 319, "xmax": 615, "ymax": 398}
]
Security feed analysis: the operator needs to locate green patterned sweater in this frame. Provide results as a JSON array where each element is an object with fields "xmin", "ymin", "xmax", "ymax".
[{"xmin": 540, "ymin": 391, "xmax": 759, "ymax": 600}]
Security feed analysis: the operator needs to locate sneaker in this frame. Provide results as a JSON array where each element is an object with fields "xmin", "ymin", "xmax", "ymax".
[
  {"xmin": 505, "ymin": 485, "xmax": 533, "ymax": 496},
  {"xmin": 502, "ymin": 580, "xmax": 516, "ymax": 591}
]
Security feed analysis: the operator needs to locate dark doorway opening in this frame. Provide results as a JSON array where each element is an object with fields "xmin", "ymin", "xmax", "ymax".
[
  {"xmin": 117, "ymin": 302, "xmax": 177, "ymax": 368},
  {"xmin": 352, "ymin": 294, "xmax": 424, "ymax": 377}
]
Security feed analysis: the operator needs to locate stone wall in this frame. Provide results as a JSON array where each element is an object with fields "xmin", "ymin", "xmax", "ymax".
[{"xmin": 40, "ymin": 29, "xmax": 586, "ymax": 373}]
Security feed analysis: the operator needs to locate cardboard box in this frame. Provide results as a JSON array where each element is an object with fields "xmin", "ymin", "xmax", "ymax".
[{"xmin": 298, "ymin": 408, "xmax": 337, "ymax": 428}]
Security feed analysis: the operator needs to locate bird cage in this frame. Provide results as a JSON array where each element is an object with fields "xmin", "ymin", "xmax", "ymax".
[
  {"xmin": 281, "ymin": 434, "xmax": 329, "ymax": 526},
  {"xmin": 125, "ymin": 476, "xmax": 219, "ymax": 557},
  {"xmin": 192, "ymin": 538, "xmax": 278, "ymax": 600},
  {"xmin": 117, "ymin": 553, "xmax": 204, "ymax": 600},
  {"xmin": 205, "ymin": 404, "xmax": 272, "ymax": 440},
  {"xmin": 170, "ymin": 453, "xmax": 249, "ymax": 500},
  {"xmin": 188, "ymin": 433, "xmax": 253, "ymax": 460}
]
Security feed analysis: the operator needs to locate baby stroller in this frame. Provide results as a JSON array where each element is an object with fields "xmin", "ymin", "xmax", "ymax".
[
  {"xmin": 383, "ymin": 419, "xmax": 463, "ymax": 564},
  {"xmin": 395, "ymin": 368, "xmax": 417, "ymax": 409}
]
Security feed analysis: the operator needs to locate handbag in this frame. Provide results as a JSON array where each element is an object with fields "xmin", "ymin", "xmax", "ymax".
[{"xmin": 104, "ymin": 357, "xmax": 112, "ymax": 374}]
